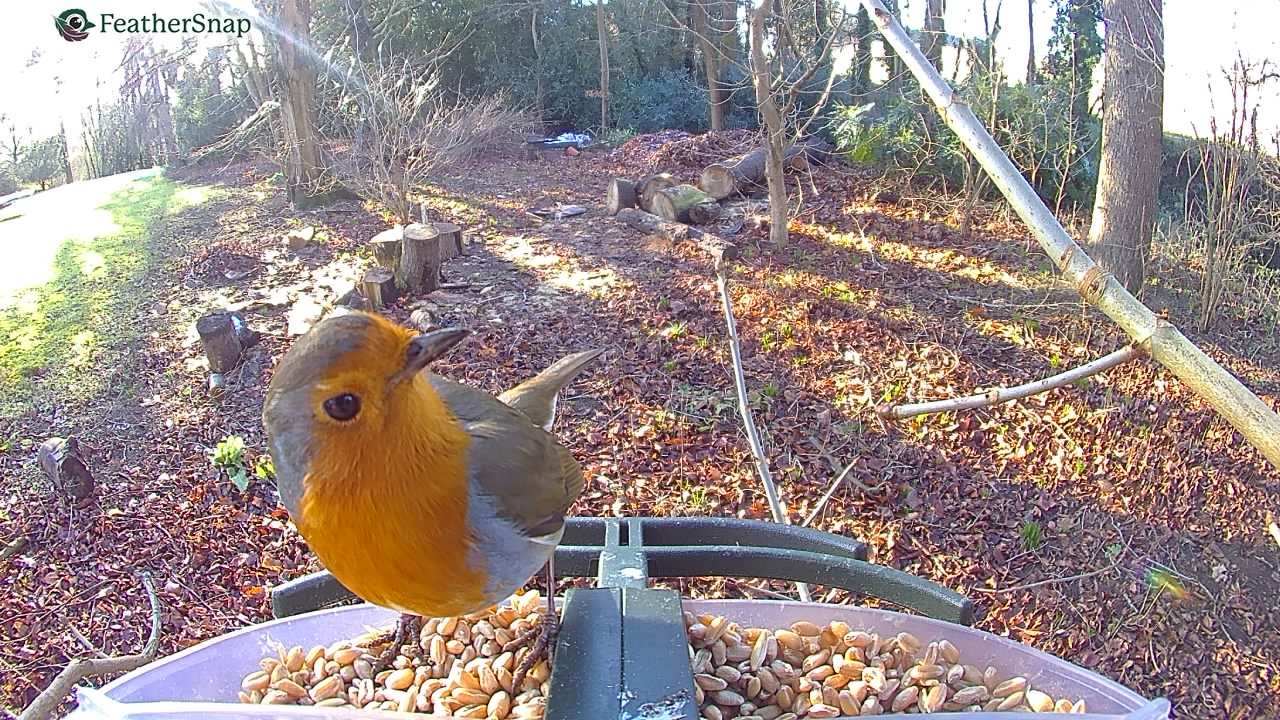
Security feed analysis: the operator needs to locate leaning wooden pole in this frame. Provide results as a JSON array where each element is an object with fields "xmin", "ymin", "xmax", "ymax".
[{"xmin": 859, "ymin": 0, "xmax": 1280, "ymax": 469}]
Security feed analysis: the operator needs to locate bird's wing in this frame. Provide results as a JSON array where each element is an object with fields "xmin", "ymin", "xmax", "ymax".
[{"xmin": 429, "ymin": 374, "xmax": 584, "ymax": 538}]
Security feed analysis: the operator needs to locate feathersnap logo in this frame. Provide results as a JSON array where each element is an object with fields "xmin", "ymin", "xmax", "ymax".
[
  {"xmin": 54, "ymin": 9, "xmax": 95, "ymax": 41},
  {"xmin": 53, "ymin": 9, "xmax": 252, "ymax": 41}
]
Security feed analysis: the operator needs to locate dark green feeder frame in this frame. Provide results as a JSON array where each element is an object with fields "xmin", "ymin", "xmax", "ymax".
[{"xmin": 270, "ymin": 517, "xmax": 975, "ymax": 720}]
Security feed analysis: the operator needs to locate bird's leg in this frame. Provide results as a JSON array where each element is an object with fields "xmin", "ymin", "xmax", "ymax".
[
  {"xmin": 505, "ymin": 559, "xmax": 560, "ymax": 690},
  {"xmin": 373, "ymin": 613, "xmax": 421, "ymax": 673}
]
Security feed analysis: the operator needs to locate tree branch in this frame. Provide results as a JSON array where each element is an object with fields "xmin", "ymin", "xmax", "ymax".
[
  {"xmin": 877, "ymin": 344, "xmax": 1142, "ymax": 421},
  {"xmin": 716, "ymin": 257, "xmax": 811, "ymax": 602},
  {"xmin": 859, "ymin": 0, "xmax": 1280, "ymax": 468},
  {"xmin": 19, "ymin": 572, "xmax": 163, "ymax": 720}
]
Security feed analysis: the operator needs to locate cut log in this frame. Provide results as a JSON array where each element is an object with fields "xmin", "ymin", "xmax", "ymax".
[
  {"xmin": 434, "ymin": 223, "xmax": 464, "ymax": 261},
  {"xmin": 615, "ymin": 207, "xmax": 738, "ymax": 263},
  {"xmin": 39, "ymin": 437, "xmax": 94, "ymax": 504},
  {"xmin": 370, "ymin": 227, "xmax": 403, "ymax": 272},
  {"xmin": 699, "ymin": 138, "xmax": 836, "ymax": 200},
  {"xmin": 398, "ymin": 223, "xmax": 442, "ymax": 294},
  {"xmin": 361, "ymin": 266, "xmax": 399, "ymax": 309},
  {"xmin": 196, "ymin": 311, "xmax": 243, "ymax": 373},
  {"xmin": 651, "ymin": 184, "xmax": 722, "ymax": 225},
  {"xmin": 607, "ymin": 178, "xmax": 638, "ymax": 216},
  {"xmin": 638, "ymin": 173, "xmax": 679, "ymax": 212}
]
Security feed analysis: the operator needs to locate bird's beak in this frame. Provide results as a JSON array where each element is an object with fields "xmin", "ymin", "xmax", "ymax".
[{"xmin": 393, "ymin": 327, "xmax": 473, "ymax": 385}]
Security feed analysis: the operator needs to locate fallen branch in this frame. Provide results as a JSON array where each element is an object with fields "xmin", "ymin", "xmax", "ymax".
[
  {"xmin": 715, "ymin": 257, "xmax": 811, "ymax": 603},
  {"xmin": 615, "ymin": 207, "xmax": 738, "ymax": 263},
  {"xmin": 19, "ymin": 572, "xmax": 163, "ymax": 720},
  {"xmin": 876, "ymin": 344, "xmax": 1142, "ymax": 421}
]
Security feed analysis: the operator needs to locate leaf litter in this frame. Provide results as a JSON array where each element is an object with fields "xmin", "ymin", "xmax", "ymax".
[{"xmin": 1, "ymin": 135, "xmax": 1279, "ymax": 719}]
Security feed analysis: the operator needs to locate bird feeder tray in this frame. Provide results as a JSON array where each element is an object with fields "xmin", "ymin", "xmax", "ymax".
[{"xmin": 66, "ymin": 517, "xmax": 1170, "ymax": 720}]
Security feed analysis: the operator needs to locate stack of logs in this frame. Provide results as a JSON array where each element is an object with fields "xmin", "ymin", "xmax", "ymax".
[
  {"xmin": 606, "ymin": 138, "xmax": 832, "ymax": 262},
  {"xmin": 363, "ymin": 222, "xmax": 466, "ymax": 308}
]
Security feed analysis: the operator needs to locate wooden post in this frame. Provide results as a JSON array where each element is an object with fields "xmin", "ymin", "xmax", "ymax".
[
  {"xmin": 398, "ymin": 223, "xmax": 442, "ymax": 293},
  {"xmin": 196, "ymin": 311, "xmax": 243, "ymax": 373},
  {"xmin": 607, "ymin": 178, "xmax": 638, "ymax": 216},
  {"xmin": 361, "ymin": 267, "xmax": 399, "ymax": 309},
  {"xmin": 370, "ymin": 227, "xmax": 403, "ymax": 273}
]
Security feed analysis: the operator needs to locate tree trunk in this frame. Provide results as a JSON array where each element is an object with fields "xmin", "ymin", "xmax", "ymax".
[
  {"xmin": 398, "ymin": 223, "xmax": 442, "ymax": 294},
  {"xmin": 531, "ymin": 7, "xmax": 545, "ymax": 130},
  {"xmin": 700, "ymin": 139, "xmax": 832, "ymax": 199},
  {"xmin": 652, "ymin": 184, "xmax": 722, "ymax": 224},
  {"xmin": 607, "ymin": 178, "xmax": 638, "ymax": 216},
  {"xmin": 749, "ymin": 0, "xmax": 788, "ymax": 246},
  {"xmin": 639, "ymin": 173, "xmax": 679, "ymax": 211},
  {"xmin": 596, "ymin": 0, "xmax": 611, "ymax": 131},
  {"xmin": 692, "ymin": 0, "xmax": 726, "ymax": 131},
  {"xmin": 361, "ymin": 267, "xmax": 399, "ymax": 309},
  {"xmin": 1026, "ymin": 0, "xmax": 1037, "ymax": 84},
  {"xmin": 434, "ymin": 223, "xmax": 464, "ymax": 262},
  {"xmin": 1086, "ymin": 0, "xmax": 1164, "ymax": 294},
  {"xmin": 719, "ymin": 0, "xmax": 739, "ymax": 68},
  {"xmin": 923, "ymin": 0, "xmax": 946, "ymax": 72},
  {"xmin": 272, "ymin": 0, "xmax": 325, "ymax": 208},
  {"xmin": 342, "ymin": 0, "xmax": 377, "ymax": 61}
]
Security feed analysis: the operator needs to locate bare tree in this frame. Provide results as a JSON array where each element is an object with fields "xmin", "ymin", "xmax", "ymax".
[
  {"xmin": 322, "ymin": 56, "xmax": 524, "ymax": 227},
  {"xmin": 1087, "ymin": 0, "xmax": 1165, "ymax": 293},
  {"xmin": 692, "ymin": 0, "xmax": 726, "ymax": 130}
]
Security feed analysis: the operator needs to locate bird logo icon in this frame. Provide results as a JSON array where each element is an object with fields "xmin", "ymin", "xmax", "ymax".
[{"xmin": 54, "ymin": 9, "xmax": 95, "ymax": 41}]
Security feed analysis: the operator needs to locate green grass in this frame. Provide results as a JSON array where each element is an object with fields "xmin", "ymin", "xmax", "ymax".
[{"xmin": 0, "ymin": 173, "xmax": 211, "ymax": 421}]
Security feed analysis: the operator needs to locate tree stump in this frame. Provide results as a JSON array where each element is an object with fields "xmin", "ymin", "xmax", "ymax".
[
  {"xmin": 370, "ymin": 227, "xmax": 404, "ymax": 273},
  {"xmin": 361, "ymin": 266, "xmax": 399, "ymax": 309},
  {"xmin": 398, "ymin": 223, "xmax": 442, "ymax": 294},
  {"xmin": 286, "ymin": 225, "xmax": 315, "ymax": 251},
  {"xmin": 638, "ymin": 173, "xmax": 679, "ymax": 212},
  {"xmin": 434, "ymin": 223, "xmax": 464, "ymax": 262},
  {"xmin": 607, "ymin": 178, "xmax": 638, "ymax": 216},
  {"xmin": 39, "ymin": 437, "xmax": 95, "ymax": 504},
  {"xmin": 651, "ymin": 184, "xmax": 722, "ymax": 224},
  {"xmin": 196, "ymin": 311, "xmax": 243, "ymax": 373}
]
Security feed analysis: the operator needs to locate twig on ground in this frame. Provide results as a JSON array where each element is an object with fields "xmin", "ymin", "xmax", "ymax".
[
  {"xmin": 971, "ymin": 565, "xmax": 1118, "ymax": 595},
  {"xmin": 19, "ymin": 572, "xmax": 163, "ymax": 720},
  {"xmin": 802, "ymin": 459, "xmax": 872, "ymax": 528},
  {"xmin": 878, "ymin": 344, "xmax": 1141, "ymax": 420},
  {"xmin": 715, "ymin": 257, "xmax": 811, "ymax": 602}
]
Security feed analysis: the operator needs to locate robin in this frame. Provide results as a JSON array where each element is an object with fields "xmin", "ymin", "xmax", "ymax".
[{"xmin": 262, "ymin": 311, "xmax": 602, "ymax": 686}]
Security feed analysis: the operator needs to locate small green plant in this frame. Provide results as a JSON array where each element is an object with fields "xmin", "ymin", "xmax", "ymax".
[
  {"xmin": 760, "ymin": 331, "xmax": 777, "ymax": 352},
  {"xmin": 663, "ymin": 360, "xmax": 677, "ymax": 372},
  {"xmin": 603, "ymin": 127, "xmax": 637, "ymax": 147},
  {"xmin": 1019, "ymin": 521, "xmax": 1044, "ymax": 551},
  {"xmin": 696, "ymin": 336, "xmax": 711, "ymax": 349},
  {"xmin": 656, "ymin": 298, "xmax": 672, "ymax": 310},
  {"xmin": 211, "ymin": 435, "xmax": 251, "ymax": 491},
  {"xmin": 762, "ymin": 380, "xmax": 781, "ymax": 398},
  {"xmin": 254, "ymin": 456, "xmax": 276, "ymax": 481},
  {"xmin": 662, "ymin": 322, "xmax": 687, "ymax": 339}
]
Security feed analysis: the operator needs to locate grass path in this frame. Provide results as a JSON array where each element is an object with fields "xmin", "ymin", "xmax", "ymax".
[{"xmin": 0, "ymin": 170, "xmax": 214, "ymax": 451}]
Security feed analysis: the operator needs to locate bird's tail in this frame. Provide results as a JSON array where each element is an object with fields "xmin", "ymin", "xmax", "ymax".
[{"xmin": 498, "ymin": 347, "xmax": 606, "ymax": 431}]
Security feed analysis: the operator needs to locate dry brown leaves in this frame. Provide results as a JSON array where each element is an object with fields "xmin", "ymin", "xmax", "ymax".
[{"xmin": 2, "ymin": 135, "xmax": 1280, "ymax": 720}]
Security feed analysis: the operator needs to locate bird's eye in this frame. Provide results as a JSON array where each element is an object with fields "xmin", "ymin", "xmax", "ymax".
[{"xmin": 323, "ymin": 393, "xmax": 361, "ymax": 422}]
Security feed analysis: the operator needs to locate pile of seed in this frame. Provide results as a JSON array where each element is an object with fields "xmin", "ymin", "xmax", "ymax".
[
  {"xmin": 686, "ymin": 612, "xmax": 1089, "ymax": 717},
  {"xmin": 238, "ymin": 590, "xmax": 549, "ymax": 718}
]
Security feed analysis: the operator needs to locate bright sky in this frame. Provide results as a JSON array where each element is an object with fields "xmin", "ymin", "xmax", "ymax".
[{"xmin": 3, "ymin": 1, "xmax": 1278, "ymax": 144}]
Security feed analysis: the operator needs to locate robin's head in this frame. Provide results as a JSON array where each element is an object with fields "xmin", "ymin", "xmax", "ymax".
[{"xmin": 262, "ymin": 311, "xmax": 471, "ymax": 515}]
